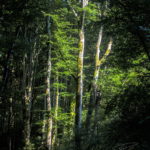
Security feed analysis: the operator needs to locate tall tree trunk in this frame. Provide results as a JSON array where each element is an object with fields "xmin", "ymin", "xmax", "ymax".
[
  {"xmin": 75, "ymin": 0, "xmax": 88, "ymax": 149},
  {"xmin": 22, "ymin": 30, "xmax": 38, "ymax": 149},
  {"xmin": 75, "ymin": 29, "xmax": 84, "ymax": 149},
  {"xmin": 52, "ymin": 73, "xmax": 59, "ymax": 150},
  {"xmin": 85, "ymin": 29, "xmax": 112, "ymax": 136},
  {"xmin": 42, "ymin": 96, "xmax": 47, "ymax": 146},
  {"xmin": 46, "ymin": 16, "xmax": 53, "ymax": 150},
  {"xmin": 23, "ymin": 49, "xmax": 35, "ymax": 149},
  {"xmin": 93, "ymin": 37, "xmax": 113, "ymax": 127},
  {"xmin": 85, "ymin": 26, "xmax": 103, "ymax": 130}
]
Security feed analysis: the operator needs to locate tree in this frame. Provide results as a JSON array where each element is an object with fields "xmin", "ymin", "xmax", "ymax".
[
  {"xmin": 75, "ymin": 0, "xmax": 88, "ymax": 149},
  {"xmin": 0, "ymin": 0, "xmax": 150, "ymax": 150}
]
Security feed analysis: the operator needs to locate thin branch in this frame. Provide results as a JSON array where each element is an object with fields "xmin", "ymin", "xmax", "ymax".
[
  {"xmin": 67, "ymin": 0, "xmax": 78, "ymax": 18},
  {"xmin": 98, "ymin": 37, "xmax": 113, "ymax": 66}
]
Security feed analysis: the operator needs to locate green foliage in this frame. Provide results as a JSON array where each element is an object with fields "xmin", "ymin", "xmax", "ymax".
[
  {"xmin": 0, "ymin": 0, "xmax": 150, "ymax": 150},
  {"xmin": 84, "ymin": 3, "xmax": 100, "ymax": 22}
]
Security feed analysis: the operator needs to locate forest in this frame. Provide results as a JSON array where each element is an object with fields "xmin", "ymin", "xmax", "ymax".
[{"xmin": 0, "ymin": 0, "xmax": 150, "ymax": 150}]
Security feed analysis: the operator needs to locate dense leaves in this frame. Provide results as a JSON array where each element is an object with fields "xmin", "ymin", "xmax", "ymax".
[{"xmin": 0, "ymin": 0, "xmax": 150, "ymax": 150}]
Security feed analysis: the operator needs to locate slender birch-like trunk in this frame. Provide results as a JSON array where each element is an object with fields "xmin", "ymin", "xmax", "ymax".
[
  {"xmin": 52, "ymin": 73, "xmax": 59, "ymax": 149},
  {"xmin": 75, "ymin": 0, "xmax": 88, "ymax": 149},
  {"xmin": 85, "ymin": 26, "xmax": 103, "ymax": 129},
  {"xmin": 93, "ymin": 26, "xmax": 103, "ymax": 87},
  {"xmin": 54, "ymin": 74, "xmax": 59, "ymax": 121},
  {"xmin": 85, "ymin": 25, "xmax": 112, "ymax": 133},
  {"xmin": 46, "ymin": 16, "xmax": 53, "ymax": 150},
  {"xmin": 42, "ymin": 96, "xmax": 47, "ymax": 145},
  {"xmin": 93, "ymin": 37, "xmax": 113, "ymax": 129}
]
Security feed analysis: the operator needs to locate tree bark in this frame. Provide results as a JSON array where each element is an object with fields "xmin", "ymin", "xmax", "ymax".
[
  {"xmin": 85, "ymin": 32, "xmax": 112, "ymax": 135},
  {"xmin": 22, "ymin": 27, "xmax": 38, "ymax": 149},
  {"xmin": 85, "ymin": 26, "xmax": 103, "ymax": 130},
  {"xmin": 52, "ymin": 73, "xmax": 59, "ymax": 150},
  {"xmin": 75, "ymin": 0, "xmax": 88, "ymax": 149},
  {"xmin": 23, "ymin": 43, "xmax": 36, "ymax": 149},
  {"xmin": 46, "ymin": 16, "xmax": 53, "ymax": 150},
  {"xmin": 93, "ymin": 37, "xmax": 113, "ymax": 124}
]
